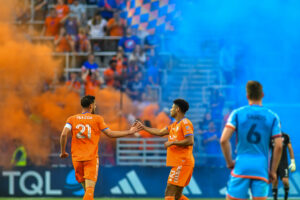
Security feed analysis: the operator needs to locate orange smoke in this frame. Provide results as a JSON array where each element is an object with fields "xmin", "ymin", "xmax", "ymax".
[
  {"xmin": 140, "ymin": 103, "xmax": 159, "ymax": 127},
  {"xmin": 0, "ymin": 0, "xmax": 80, "ymax": 167},
  {"xmin": 95, "ymin": 88, "xmax": 134, "ymax": 131},
  {"xmin": 32, "ymin": 87, "xmax": 81, "ymax": 131}
]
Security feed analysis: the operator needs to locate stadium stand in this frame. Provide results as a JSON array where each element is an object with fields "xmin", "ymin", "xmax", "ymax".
[{"xmin": 13, "ymin": 0, "xmax": 235, "ymax": 168}]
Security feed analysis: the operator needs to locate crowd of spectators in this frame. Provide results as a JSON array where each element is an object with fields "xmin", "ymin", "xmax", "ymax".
[
  {"xmin": 64, "ymin": 49, "xmax": 160, "ymax": 102},
  {"xmin": 34, "ymin": 0, "xmax": 162, "ymax": 103},
  {"xmin": 15, "ymin": 0, "xmax": 163, "ymax": 167},
  {"xmin": 39, "ymin": 0, "xmax": 146, "ymax": 54},
  {"xmin": 195, "ymin": 87, "xmax": 233, "ymax": 166},
  {"xmin": 14, "ymin": 0, "xmax": 234, "ymax": 168}
]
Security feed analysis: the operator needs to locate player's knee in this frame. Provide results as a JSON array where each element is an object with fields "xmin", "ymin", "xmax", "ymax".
[
  {"xmin": 85, "ymin": 179, "xmax": 96, "ymax": 188},
  {"xmin": 165, "ymin": 187, "xmax": 170, "ymax": 196},
  {"xmin": 273, "ymin": 179, "xmax": 279, "ymax": 187},
  {"xmin": 282, "ymin": 179, "xmax": 289, "ymax": 187}
]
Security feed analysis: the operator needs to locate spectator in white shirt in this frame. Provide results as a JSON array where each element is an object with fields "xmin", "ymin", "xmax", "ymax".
[{"xmin": 88, "ymin": 12, "xmax": 107, "ymax": 38}]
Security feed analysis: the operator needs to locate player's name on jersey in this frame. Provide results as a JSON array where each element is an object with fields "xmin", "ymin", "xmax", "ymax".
[
  {"xmin": 247, "ymin": 114, "xmax": 266, "ymax": 121},
  {"xmin": 76, "ymin": 116, "xmax": 93, "ymax": 120}
]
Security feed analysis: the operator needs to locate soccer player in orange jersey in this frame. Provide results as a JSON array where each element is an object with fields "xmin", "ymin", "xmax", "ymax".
[
  {"xmin": 59, "ymin": 95, "xmax": 142, "ymax": 200},
  {"xmin": 137, "ymin": 99, "xmax": 194, "ymax": 200}
]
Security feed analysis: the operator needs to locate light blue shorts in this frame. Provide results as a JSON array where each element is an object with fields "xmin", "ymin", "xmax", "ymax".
[{"xmin": 227, "ymin": 175, "xmax": 269, "ymax": 199}]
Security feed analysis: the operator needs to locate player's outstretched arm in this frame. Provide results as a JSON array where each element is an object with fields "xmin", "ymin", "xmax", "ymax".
[
  {"xmin": 60, "ymin": 127, "xmax": 71, "ymax": 159},
  {"xmin": 288, "ymin": 142, "xmax": 296, "ymax": 172},
  {"xmin": 220, "ymin": 126, "xmax": 235, "ymax": 169},
  {"xmin": 136, "ymin": 120, "xmax": 169, "ymax": 136},
  {"xmin": 102, "ymin": 122, "xmax": 143, "ymax": 138}
]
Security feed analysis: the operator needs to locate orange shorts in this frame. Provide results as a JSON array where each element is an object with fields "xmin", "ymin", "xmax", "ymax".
[
  {"xmin": 167, "ymin": 165, "xmax": 194, "ymax": 187},
  {"xmin": 72, "ymin": 157, "xmax": 99, "ymax": 183}
]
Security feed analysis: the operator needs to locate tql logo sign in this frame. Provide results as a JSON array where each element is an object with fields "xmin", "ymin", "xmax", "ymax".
[{"xmin": 2, "ymin": 170, "xmax": 62, "ymax": 196}]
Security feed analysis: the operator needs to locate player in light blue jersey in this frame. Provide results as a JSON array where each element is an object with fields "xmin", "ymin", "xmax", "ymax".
[{"xmin": 221, "ymin": 81, "xmax": 283, "ymax": 200}]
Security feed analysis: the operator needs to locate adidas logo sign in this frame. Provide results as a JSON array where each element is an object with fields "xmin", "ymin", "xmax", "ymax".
[
  {"xmin": 183, "ymin": 176, "xmax": 202, "ymax": 195},
  {"xmin": 110, "ymin": 170, "xmax": 147, "ymax": 195}
]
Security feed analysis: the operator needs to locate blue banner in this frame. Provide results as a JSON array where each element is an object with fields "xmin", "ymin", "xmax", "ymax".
[{"xmin": 1, "ymin": 166, "xmax": 300, "ymax": 198}]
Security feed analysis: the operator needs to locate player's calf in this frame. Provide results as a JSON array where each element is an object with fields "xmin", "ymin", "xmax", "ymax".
[
  {"xmin": 83, "ymin": 179, "xmax": 96, "ymax": 200},
  {"xmin": 83, "ymin": 187, "xmax": 94, "ymax": 200},
  {"xmin": 174, "ymin": 186, "xmax": 185, "ymax": 200},
  {"xmin": 282, "ymin": 177, "xmax": 289, "ymax": 200},
  {"xmin": 165, "ymin": 184, "xmax": 178, "ymax": 200}
]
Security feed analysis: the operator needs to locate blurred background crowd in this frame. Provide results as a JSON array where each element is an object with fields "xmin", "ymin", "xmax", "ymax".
[{"xmin": 3, "ymin": 0, "xmax": 245, "ymax": 169}]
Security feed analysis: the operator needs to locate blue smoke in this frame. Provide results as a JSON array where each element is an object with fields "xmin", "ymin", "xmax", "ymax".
[{"xmin": 166, "ymin": 0, "xmax": 300, "ymax": 152}]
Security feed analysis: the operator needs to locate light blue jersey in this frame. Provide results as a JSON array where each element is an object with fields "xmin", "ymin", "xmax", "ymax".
[{"xmin": 226, "ymin": 105, "xmax": 281, "ymax": 182}]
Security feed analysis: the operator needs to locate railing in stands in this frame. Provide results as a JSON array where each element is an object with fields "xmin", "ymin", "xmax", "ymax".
[{"xmin": 116, "ymin": 138, "xmax": 167, "ymax": 166}]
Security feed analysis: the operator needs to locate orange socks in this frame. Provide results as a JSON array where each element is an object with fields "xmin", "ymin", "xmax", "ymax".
[
  {"xmin": 165, "ymin": 196, "xmax": 175, "ymax": 200},
  {"xmin": 83, "ymin": 187, "xmax": 94, "ymax": 200},
  {"xmin": 179, "ymin": 195, "xmax": 189, "ymax": 200}
]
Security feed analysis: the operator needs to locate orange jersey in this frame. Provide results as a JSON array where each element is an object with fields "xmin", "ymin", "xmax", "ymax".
[
  {"xmin": 107, "ymin": 18, "xmax": 125, "ymax": 36},
  {"xmin": 166, "ymin": 118, "xmax": 194, "ymax": 166},
  {"xmin": 65, "ymin": 113, "xmax": 108, "ymax": 161},
  {"xmin": 55, "ymin": 35, "xmax": 72, "ymax": 52},
  {"xmin": 45, "ymin": 16, "xmax": 61, "ymax": 36},
  {"xmin": 56, "ymin": 4, "xmax": 70, "ymax": 19},
  {"xmin": 103, "ymin": 68, "xmax": 115, "ymax": 87},
  {"xmin": 84, "ymin": 76, "xmax": 101, "ymax": 96}
]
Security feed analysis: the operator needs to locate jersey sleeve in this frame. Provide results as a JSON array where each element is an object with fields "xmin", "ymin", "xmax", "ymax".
[
  {"xmin": 182, "ymin": 119, "xmax": 194, "ymax": 137},
  {"xmin": 271, "ymin": 114, "xmax": 281, "ymax": 138},
  {"xmin": 64, "ymin": 117, "xmax": 73, "ymax": 130},
  {"xmin": 99, "ymin": 116, "xmax": 109, "ymax": 132},
  {"xmin": 226, "ymin": 110, "xmax": 238, "ymax": 130},
  {"xmin": 286, "ymin": 134, "xmax": 290, "ymax": 144}
]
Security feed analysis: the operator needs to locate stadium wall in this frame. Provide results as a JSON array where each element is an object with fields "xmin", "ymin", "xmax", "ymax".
[{"xmin": 1, "ymin": 165, "xmax": 300, "ymax": 198}]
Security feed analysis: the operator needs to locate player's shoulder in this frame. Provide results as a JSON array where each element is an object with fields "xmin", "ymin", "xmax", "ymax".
[
  {"xmin": 181, "ymin": 118, "xmax": 193, "ymax": 126},
  {"xmin": 231, "ymin": 105, "xmax": 248, "ymax": 115},
  {"xmin": 263, "ymin": 107, "xmax": 280, "ymax": 120}
]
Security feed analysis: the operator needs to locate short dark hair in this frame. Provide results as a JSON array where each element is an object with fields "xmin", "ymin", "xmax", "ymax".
[
  {"xmin": 246, "ymin": 80, "xmax": 263, "ymax": 100},
  {"xmin": 173, "ymin": 99, "xmax": 189, "ymax": 114},
  {"xmin": 81, "ymin": 95, "xmax": 95, "ymax": 108}
]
